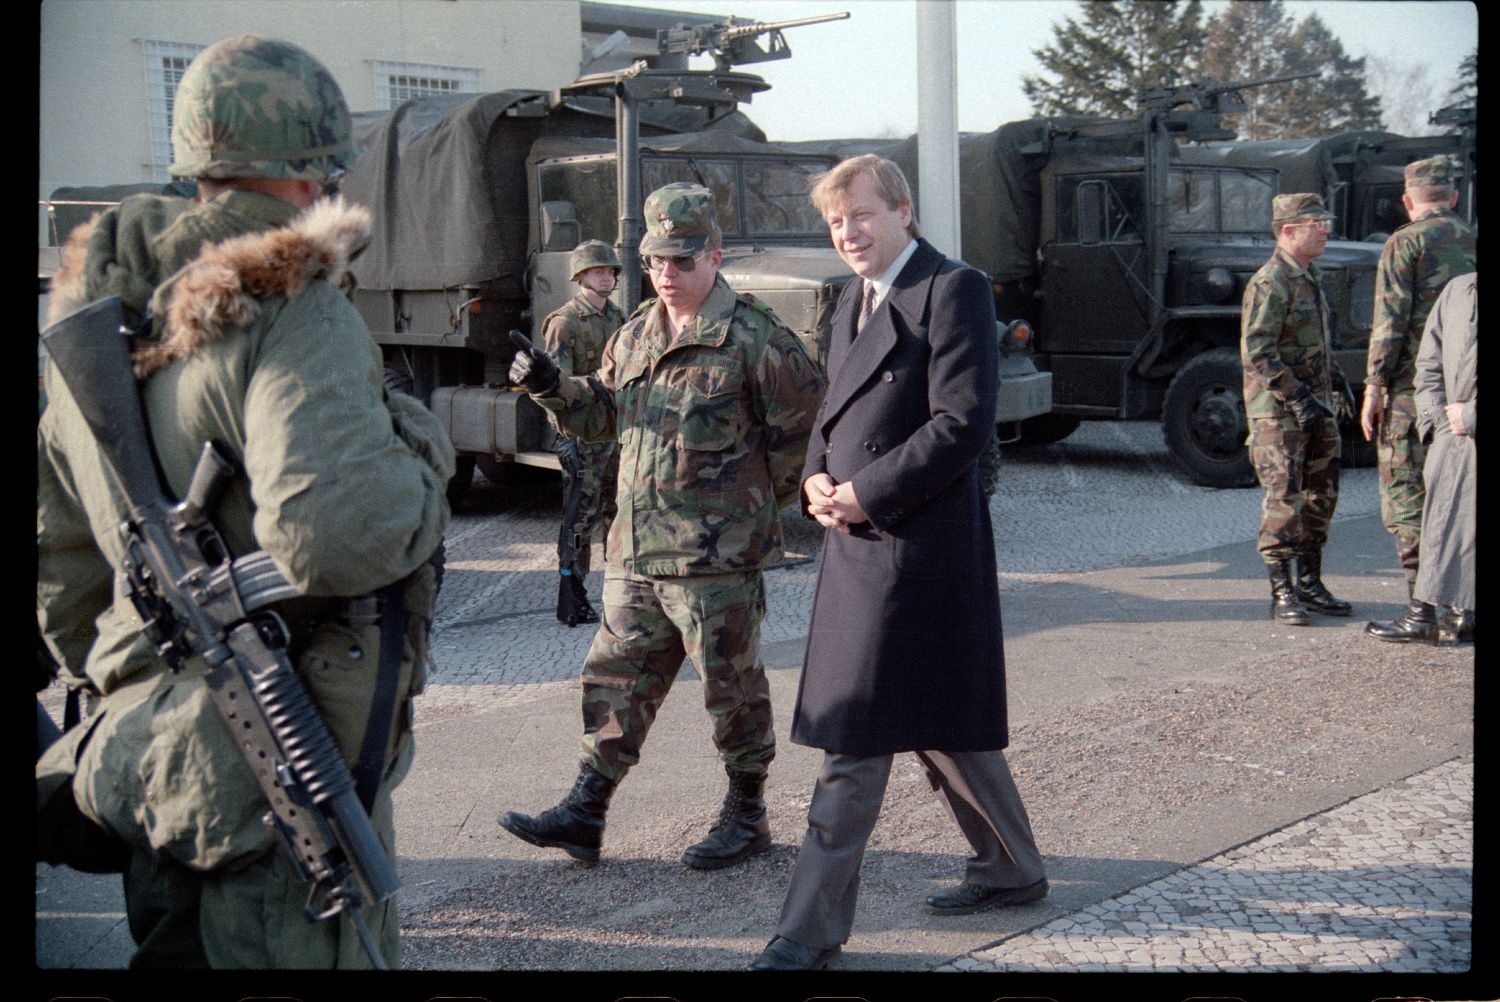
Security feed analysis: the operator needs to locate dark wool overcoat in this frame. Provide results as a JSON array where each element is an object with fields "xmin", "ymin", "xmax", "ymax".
[{"xmin": 790, "ymin": 239, "xmax": 1009, "ymax": 756}]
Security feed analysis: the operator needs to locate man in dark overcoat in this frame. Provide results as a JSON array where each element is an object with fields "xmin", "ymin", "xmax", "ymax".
[{"xmin": 751, "ymin": 155, "xmax": 1046, "ymax": 972}]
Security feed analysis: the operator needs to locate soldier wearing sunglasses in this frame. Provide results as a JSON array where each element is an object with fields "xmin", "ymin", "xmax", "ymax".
[{"xmin": 502, "ymin": 182, "xmax": 826, "ymax": 871}]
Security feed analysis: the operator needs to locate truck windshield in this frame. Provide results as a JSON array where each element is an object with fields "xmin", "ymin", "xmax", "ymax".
[
  {"xmin": 1169, "ymin": 168, "xmax": 1276, "ymax": 234},
  {"xmin": 538, "ymin": 155, "xmax": 830, "ymax": 243}
]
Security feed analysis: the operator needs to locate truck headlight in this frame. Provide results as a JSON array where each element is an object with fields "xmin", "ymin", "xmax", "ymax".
[{"xmin": 1203, "ymin": 267, "xmax": 1236, "ymax": 304}]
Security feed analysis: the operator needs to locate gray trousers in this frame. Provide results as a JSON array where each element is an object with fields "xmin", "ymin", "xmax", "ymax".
[{"xmin": 774, "ymin": 748, "xmax": 1046, "ymax": 950}]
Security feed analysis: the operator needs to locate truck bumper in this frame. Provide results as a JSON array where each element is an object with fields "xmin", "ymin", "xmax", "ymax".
[
  {"xmin": 996, "ymin": 358, "xmax": 1053, "ymax": 423},
  {"xmin": 430, "ymin": 385, "xmax": 560, "ymax": 468}
]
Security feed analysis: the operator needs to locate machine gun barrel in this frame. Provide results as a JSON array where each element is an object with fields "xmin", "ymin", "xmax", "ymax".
[
  {"xmin": 1141, "ymin": 70, "xmax": 1318, "ymax": 112},
  {"xmin": 659, "ymin": 10, "xmax": 849, "ymax": 69},
  {"xmin": 719, "ymin": 12, "xmax": 851, "ymax": 41}
]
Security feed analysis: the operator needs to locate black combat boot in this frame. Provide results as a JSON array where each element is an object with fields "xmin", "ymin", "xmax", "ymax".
[
  {"xmin": 1294, "ymin": 551, "xmax": 1352, "ymax": 616},
  {"xmin": 1364, "ymin": 585, "xmax": 1437, "ymax": 643},
  {"xmin": 498, "ymin": 765, "xmax": 616, "ymax": 864},
  {"xmin": 680, "ymin": 770, "xmax": 772, "ymax": 870},
  {"xmin": 1268, "ymin": 560, "xmax": 1309, "ymax": 626},
  {"xmin": 1436, "ymin": 607, "xmax": 1474, "ymax": 645},
  {"xmin": 568, "ymin": 570, "xmax": 599, "ymax": 625},
  {"xmin": 556, "ymin": 570, "xmax": 581, "ymax": 627}
]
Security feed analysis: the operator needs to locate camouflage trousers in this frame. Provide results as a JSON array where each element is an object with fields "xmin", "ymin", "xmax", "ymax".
[
  {"xmin": 578, "ymin": 568, "xmax": 774, "ymax": 782},
  {"xmin": 556, "ymin": 436, "xmax": 618, "ymax": 572},
  {"xmin": 1248, "ymin": 417, "xmax": 1342, "ymax": 563},
  {"xmin": 1375, "ymin": 395, "xmax": 1426, "ymax": 583}
]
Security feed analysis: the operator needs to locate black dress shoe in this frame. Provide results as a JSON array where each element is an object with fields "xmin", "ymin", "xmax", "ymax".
[
  {"xmin": 749, "ymin": 935, "xmax": 840, "ymax": 971},
  {"xmin": 925, "ymin": 877, "xmax": 1049, "ymax": 915}
]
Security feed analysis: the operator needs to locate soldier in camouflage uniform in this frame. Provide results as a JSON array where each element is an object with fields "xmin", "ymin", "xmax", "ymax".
[
  {"xmin": 1361, "ymin": 156, "xmax": 1477, "ymax": 643},
  {"xmin": 1241, "ymin": 193, "xmax": 1355, "ymax": 626},
  {"xmin": 36, "ymin": 36, "xmax": 452, "ymax": 968},
  {"xmin": 541, "ymin": 240, "xmax": 626, "ymax": 627},
  {"xmin": 500, "ymin": 183, "xmax": 826, "ymax": 870}
]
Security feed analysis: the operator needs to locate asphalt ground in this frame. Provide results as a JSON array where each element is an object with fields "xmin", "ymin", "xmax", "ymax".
[{"xmin": 33, "ymin": 420, "xmax": 1485, "ymax": 1002}]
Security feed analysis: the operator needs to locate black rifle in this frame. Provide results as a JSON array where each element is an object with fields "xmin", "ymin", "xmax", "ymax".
[{"xmin": 40, "ymin": 296, "xmax": 399, "ymax": 968}]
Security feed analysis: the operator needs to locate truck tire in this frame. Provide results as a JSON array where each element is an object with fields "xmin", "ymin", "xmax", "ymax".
[
  {"xmin": 1163, "ymin": 349, "xmax": 1257, "ymax": 488},
  {"xmin": 1008, "ymin": 412, "xmax": 1082, "ymax": 447}
]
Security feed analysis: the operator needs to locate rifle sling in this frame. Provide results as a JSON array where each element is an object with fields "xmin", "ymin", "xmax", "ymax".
[{"xmin": 354, "ymin": 580, "xmax": 406, "ymax": 813}]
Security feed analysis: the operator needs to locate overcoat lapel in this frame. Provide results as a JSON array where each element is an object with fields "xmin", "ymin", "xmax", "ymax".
[{"xmin": 818, "ymin": 240, "xmax": 941, "ymax": 434}]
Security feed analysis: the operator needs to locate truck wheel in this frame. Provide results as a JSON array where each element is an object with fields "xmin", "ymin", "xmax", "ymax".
[
  {"xmin": 1163, "ymin": 349, "xmax": 1256, "ymax": 488},
  {"xmin": 446, "ymin": 455, "xmax": 476, "ymax": 508},
  {"xmin": 1009, "ymin": 412, "xmax": 1082, "ymax": 447}
]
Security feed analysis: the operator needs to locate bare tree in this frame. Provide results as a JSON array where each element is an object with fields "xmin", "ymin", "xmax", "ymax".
[{"xmin": 1365, "ymin": 54, "xmax": 1444, "ymax": 136}]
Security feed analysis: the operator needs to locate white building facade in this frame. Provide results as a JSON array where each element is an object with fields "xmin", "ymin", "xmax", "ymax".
[{"xmin": 39, "ymin": 0, "xmax": 586, "ymax": 227}]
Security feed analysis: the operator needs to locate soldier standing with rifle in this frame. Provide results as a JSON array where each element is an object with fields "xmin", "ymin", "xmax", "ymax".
[
  {"xmin": 36, "ymin": 35, "xmax": 452, "ymax": 968},
  {"xmin": 1240, "ymin": 193, "xmax": 1356, "ymax": 625},
  {"xmin": 1360, "ymin": 156, "xmax": 1476, "ymax": 643},
  {"xmin": 540, "ymin": 241, "xmax": 626, "ymax": 627}
]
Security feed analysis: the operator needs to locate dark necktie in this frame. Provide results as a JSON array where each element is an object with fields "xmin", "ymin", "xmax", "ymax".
[{"xmin": 858, "ymin": 281, "xmax": 877, "ymax": 332}]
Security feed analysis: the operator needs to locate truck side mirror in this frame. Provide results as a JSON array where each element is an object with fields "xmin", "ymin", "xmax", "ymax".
[
  {"xmin": 539, "ymin": 201, "xmax": 580, "ymax": 252},
  {"xmin": 1076, "ymin": 181, "xmax": 1106, "ymax": 244}
]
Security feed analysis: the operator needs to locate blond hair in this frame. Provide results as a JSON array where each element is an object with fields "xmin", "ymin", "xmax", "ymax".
[{"xmin": 809, "ymin": 154, "xmax": 922, "ymax": 239}]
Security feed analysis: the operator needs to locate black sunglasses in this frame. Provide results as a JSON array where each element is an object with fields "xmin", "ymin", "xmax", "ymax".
[{"xmin": 641, "ymin": 251, "xmax": 705, "ymax": 273}]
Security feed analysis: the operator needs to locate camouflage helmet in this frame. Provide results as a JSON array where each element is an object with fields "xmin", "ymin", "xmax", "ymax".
[
  {"xmin": 569, "ymin": 239, "xmax": 622, "ymax": 280},
  {"xmin": 169, "ymin": 35, "xmax": 354, "ymax": 182}
]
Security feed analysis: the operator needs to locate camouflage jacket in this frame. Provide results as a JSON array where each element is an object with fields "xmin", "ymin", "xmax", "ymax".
[
  {"xmin": 538, "ymin": 276, "xmax": 826, "ymax": 577},
  {"xmin": 1365, "ymin": 207, "xmax": 1477, "ymax": 400},
  {"xmin": 1240, "ymin": 247, "xmax": 1347, "ymax": 423},
  {"xmin": 38, "ymin": 190, "xmax": 452, "ymax": 869},
  {"xmin": 539, "ymin": 291, "xmax": 625, "ymax": 378}
]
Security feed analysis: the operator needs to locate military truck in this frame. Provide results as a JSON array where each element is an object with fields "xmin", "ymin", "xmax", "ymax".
[
  {"xmin": 1182, "ymin": 107, "xmax": 1476, "ymax": 243},
  {"xmin": 340, "ymin": 15, "xmax": 1050, "ymax": 503},
  {"xmin": 794, "ymin": 80, "xmax": 1383, "ymax": 488}
]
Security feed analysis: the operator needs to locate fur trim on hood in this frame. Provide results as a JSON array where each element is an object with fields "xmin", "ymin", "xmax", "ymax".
[
  {"xmin": 45, "ymin": 196, "xmax": 371, "ymax": 379},
  {"xmin": 136, "ymin": 197, "xmax": 371, "ymax": 377},
  {"xmin": 46, "ymin": 217, "xmax": 101, "ymax": 327}
]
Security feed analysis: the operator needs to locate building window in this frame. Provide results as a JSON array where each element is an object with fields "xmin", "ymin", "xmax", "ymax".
[
  {"xmin": 373, "ymin": 60, "xmax": 480, "ymax": 108},
  {"xmin": 143, "ymin": 40, "xmax": 206, "ymax": 181}
]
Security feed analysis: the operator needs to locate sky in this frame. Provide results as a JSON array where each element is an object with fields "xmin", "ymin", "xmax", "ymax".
[{"xmin": 614, "ymin": 0, "xmax": 1478, "ymax": 141}]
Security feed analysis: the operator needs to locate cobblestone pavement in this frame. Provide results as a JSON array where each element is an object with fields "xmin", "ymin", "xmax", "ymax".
[{"xmin": 944, "ymin": 757, "xmax": 1473, "ymax": 975}]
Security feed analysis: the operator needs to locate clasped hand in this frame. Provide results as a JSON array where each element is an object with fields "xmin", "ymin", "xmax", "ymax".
[{"xmin": 805, "ymin": 473, "xmax": 867, "ymax": 533}]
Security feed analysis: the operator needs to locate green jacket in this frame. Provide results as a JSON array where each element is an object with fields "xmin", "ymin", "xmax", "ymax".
[
  {"xmin": 540, "ymin": 291, "xmax": 625, "ymax": 378},
  {"xmin": 538, "ymin": 276, "xmax": 825, "ymax": 577},
  {"xmin": 1239, "ymin": 247, "xmax": 1345, "ymax": 424},
  {"xmin": 37, "ymin": 190, "xmax": 453, "ymax": 870},
  {"xmin": 1365, "ymin": 207, "xmax": 1477, "ymax": 401}
]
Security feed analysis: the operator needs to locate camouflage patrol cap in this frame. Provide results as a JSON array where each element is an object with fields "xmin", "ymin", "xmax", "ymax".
[
  {"xmin": 1271, "ymin": 192, "xmax": 1335, "ymax": 227},
  {"xmin": 169, "ymin": 35, "xmax": 354, "ymax": 182},
  {"xmin": 639, "ymin": 183, "xmax": 722, "ymax": 256},
  {"xmin": 1404, "ymin": 155, "xmax": 1454, "ymax": 191},
  {"xmin": 570, "ymin": 239, "xmax": 622, "ymax": 280}
]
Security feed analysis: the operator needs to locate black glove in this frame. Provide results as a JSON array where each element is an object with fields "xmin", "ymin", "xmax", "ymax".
[
  {"xmin": 1332, "ymin": 370, "xmax": 1357, "ymax": 425},
  {"xmin": 508, "ymin": 330, "xmax": 560, "ymax": 396},
  {"xmin": 1287, "ymin": 387, "xmax": 1329, "ymax": 432}
]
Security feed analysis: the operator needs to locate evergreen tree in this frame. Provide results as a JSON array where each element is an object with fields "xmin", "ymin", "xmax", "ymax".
[
  {"xmin": 1199, "ymin": 0, "xmax": 1294, "ymax": 139},
  {"xmin": 1023, "ymin": 0, "xmax": 1204, "ymax": 118},
  {"xmin": 1446, "ymin": 48, "xmax": 1477, "ymax": 107},
  {"xmin": 1273, "ymin": 14, "xmax": 1382, "ymax": 137}
]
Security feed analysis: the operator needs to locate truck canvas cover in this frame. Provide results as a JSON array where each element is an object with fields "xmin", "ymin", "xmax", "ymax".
[{"xmin": 344, "ymin": 89, "xmax": 763, "ymax": 292}]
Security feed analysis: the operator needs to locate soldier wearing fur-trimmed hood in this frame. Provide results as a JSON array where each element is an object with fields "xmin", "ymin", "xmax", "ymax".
[{"xmin": 37, "ymin": 35, "xmax": 453, "ymax": 969}]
